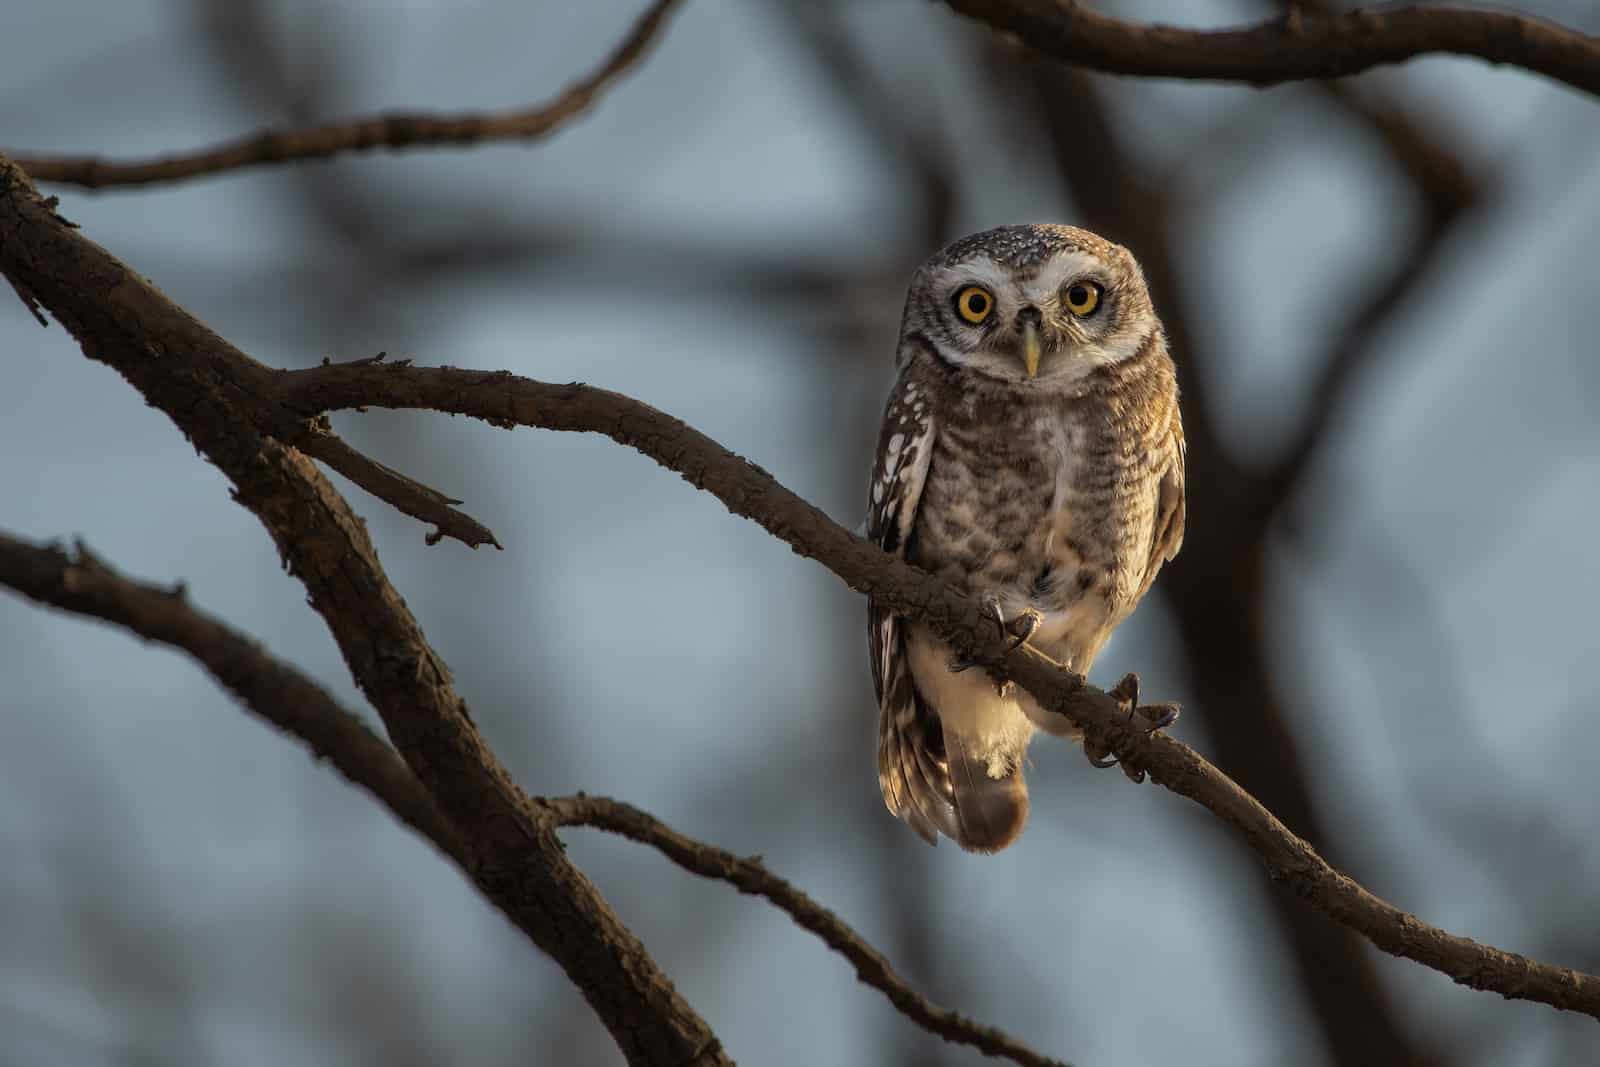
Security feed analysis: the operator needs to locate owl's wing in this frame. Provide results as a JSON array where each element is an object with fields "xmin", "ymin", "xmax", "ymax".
[
  {"xmin": 866, "ymin": 372, "xmax": 960, "ymax": 846},
  {"xmin": 1140, "ymin": 416, "xmax": 1186, "ymax": 598}
]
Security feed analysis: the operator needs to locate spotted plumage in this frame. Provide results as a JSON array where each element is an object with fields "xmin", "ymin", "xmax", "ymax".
[{"xmin": 867, "ymin": 224, "xmax": 1185, "ymax": 853}]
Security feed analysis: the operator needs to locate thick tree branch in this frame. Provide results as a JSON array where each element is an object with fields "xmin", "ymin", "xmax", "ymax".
[
  {"xmin": 272, "ymin": 353, "xmax": 1600, "ymax": 1021},
  {"xmin": 0, "ymin": 156, "xmax": 728, "ymax": 1067},
  {"xmin": 10, "ymin": 0, "xmax": 683, "ymax": 190},
  {"xmin": 942, "ymin": 1, "xmax": 1600, "ymax": 97},
  {"xmin": 0, "ymin": 528, "xmax": 1059, "ymax": 1067},
  {"xmin": 0, "ymin": 530, "xmax": 469, "ymax": 868}
]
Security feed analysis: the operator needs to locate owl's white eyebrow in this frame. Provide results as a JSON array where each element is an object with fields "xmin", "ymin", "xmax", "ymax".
[
  {"xmin": 935, "ymin": 250, "xmax": 1111, "ymax": 304},
  {"xmin": 934, "ymin": 260, "xmax": 1013, "ymax": 296}
]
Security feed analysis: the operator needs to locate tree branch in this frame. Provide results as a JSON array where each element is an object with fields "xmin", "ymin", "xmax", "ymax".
[
  {"xmin": 272, "ymin": 353, "xmax": 1600, "ymax": 1021},
  {"xmin": 10, "ymin": 0, "xmax": 684, "ymax": 190},
  {"xmin": 0, "ymin": 530, "xmax": 469, "ymax": 869},
  {"xmin": 942, "ymin": 1, "xmax": 1600, "ymax": 98},
  {"xmin": 0, "ymin": 527, "xmax": 1060, "ymax": 1067},
  {"xmin": 0, "ymin": 155, "xmax": 729, "ymax": 1067},
  {"xmin": 290, "ymin": 407, "xmax": 502, "ymax": 549},
  {"xmin": 547, "ymin": 794, "xmax": 1069, "ymax": 1067}
]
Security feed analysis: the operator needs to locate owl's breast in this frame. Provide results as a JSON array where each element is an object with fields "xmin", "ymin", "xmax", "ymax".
[
  {"xmin": 909, "ymin": 400, "xmax": 1162, "ymax": 668},
  {"xmin": 908, "ymin": 409, "xmax": 1057, "ymax": 593}
]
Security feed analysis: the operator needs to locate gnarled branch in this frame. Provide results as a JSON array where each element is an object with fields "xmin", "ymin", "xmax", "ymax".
[
  {"xmin": 0, "ymin": 154, "xmax": 727, "ymax": 1067},
  {"xmin": 10, "ymin": 0, "xmax": 683, "ymax": 190},
  {"xmin": 273, "ymin": 353, "xmax": 1600, "ymax": 1021},
  {"xmin": 0, "ymin": 528, "xmax": 1063, "ymax": 1067},
  {"xmin": 943, "ymin": 1, "xmax": 1600, "ymax": 97}
]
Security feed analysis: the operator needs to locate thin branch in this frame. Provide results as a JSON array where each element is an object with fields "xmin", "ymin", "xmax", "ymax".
[
  {"xmin": 546, "ymin": 794, "xmax": 1069, "ymax": 1067},
  {"xmin": 0, "ymin": 530, "xmax": 469, "ymax": 868},
  {"xmin": 273, "ymin": 353, "xmax": 1600, "ymax": 1020},
  {"xmin": 941, "ymin": 1, "xmax": 1600, "ymax": 97},
  {"xmin": 0, "ymin": 527, "xmax": 1057, "ymax": 1066},
  {"xmin": 10, "ymin": 0, "xmax": 684, "ymax": 190},
  {"xmin": 0, "ymin": 154, "xmax": 730, "ymax": 1067},
  {"xmin": 291, "ymin": 413, "xmax": 502, "ymax": 549}
]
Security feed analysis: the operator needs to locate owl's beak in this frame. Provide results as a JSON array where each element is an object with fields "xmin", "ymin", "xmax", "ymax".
[{"xmin": 1020, "ymin": 319, "xmax": 1042, "ymax": 379}]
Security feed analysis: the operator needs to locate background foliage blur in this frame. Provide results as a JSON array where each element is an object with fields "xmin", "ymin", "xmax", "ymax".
[{"xmin": 3, "ymin": 2, "xmax": 1598, "ymax": 1064}]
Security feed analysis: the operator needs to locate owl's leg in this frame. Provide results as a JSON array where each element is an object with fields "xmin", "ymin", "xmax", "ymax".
[{"xmin": 1083, "ymin": 673, "xmax": 1180, "ymax": 783}]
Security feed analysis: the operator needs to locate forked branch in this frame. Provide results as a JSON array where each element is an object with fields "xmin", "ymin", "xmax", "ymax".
[
  {"xmin": 0, "ymin": 528, "xmax": 1064, "ymax": 1067},
  {"xmin": 274, "ymin": 354, "xmax": 1600, "ymax": 1021},
  {"xmin": 0, "ymin": 154, "xmax": 727, "ymax": 1067}
]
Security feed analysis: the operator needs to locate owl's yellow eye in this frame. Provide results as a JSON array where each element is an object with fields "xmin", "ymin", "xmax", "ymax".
[
  {"xmin": 954, "ymin": 286, "xmax": 994, "ymax": 324},
  {"xmin": 1063, "ymin": 281, "xmax": 1102, "ymax": 317}
]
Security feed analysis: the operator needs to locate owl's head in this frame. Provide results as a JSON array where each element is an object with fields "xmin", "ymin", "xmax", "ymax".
[{"xmin": 902, "ymin": 224, "xmax": 1158, "ymax": 387}]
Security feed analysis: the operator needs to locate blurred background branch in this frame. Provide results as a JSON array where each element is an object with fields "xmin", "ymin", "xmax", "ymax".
[{"xmin": 8, "ymin": 0, "xmax": 684, "ymax": 189}]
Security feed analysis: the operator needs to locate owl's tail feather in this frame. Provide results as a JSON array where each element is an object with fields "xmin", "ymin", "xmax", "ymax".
[
  {"xmin": 944, "ymin": 730, "xmax": 1030, "ymax": 854},
  {"xmin": 878, "ymin": 688, "xmax": 962, "ymax": 846}
]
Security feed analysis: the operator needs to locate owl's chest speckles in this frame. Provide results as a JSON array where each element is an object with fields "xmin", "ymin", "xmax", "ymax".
[{"xmin": 910, "ymin": 392, "xmax": 1159, "ymax": 636}]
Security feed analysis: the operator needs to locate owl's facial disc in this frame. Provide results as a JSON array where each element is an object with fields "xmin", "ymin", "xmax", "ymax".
[{"xmin": 919, "ymin": 242, "xmax": 1153, "ymax": 387}]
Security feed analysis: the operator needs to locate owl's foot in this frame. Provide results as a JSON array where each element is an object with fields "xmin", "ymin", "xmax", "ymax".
[
  {"xmin": 1084, "ymin": 673, "xmax": 1180, "ymax": 783},
  {"xmin": 1003, "ymin": 607, "xmax": 1043, "ymax": 652},
  {"xmin": 948, "ymin": 596, "xmax": 1043, "ymax": 674},
  {"xmin": 975, "ymin": 592, "xmax": 1042, "ymax": 652},
  {"xmin": 1109, "ymin": 672, "xmax": 1182, "ymax": 731}
]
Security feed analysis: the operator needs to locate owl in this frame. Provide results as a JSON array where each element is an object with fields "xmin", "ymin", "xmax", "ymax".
[{"xmin": 867, "ymin": 224, "xmax": 1185, "ymax": 853}]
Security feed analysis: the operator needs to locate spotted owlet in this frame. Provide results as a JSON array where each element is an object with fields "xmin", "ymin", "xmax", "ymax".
[{"xmin": 866, "ymin": 224, "xmax": 1185, "ymax": 853}]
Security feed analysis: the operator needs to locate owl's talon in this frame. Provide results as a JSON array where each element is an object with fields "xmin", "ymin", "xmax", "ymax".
[
  {"xmin": 1108, "ymin": 672, "xmax": 1142, "ymax": 722},
  {"xmin": 1084, "ymin": 673, "xmax": 1177, "ymax": 779},
  {"xmin": 974, "ymin": 593, "xmax": 1042, "ymax": 653},
  {"xmin": 977, "ymin": 592, "xmax": 1008, "ymax": 633},
  {"xmin": 1085, "ymin": 744, "xmax": 1120, "ymax": 769},
  {"xmin": 1135, "ymin": 702, "xmax": 1181, "ymax": 733},
  {"xmin": 947, "ymin": 594, "xmax": 1012, "ymax": 672},
  {"xmin": 1111, "ymin": 672, "xmax": 1180, "ymax": 733},
  {"xmin": 1004, "ymin": 607, "xmax": 1043, "ymax": 652}
]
